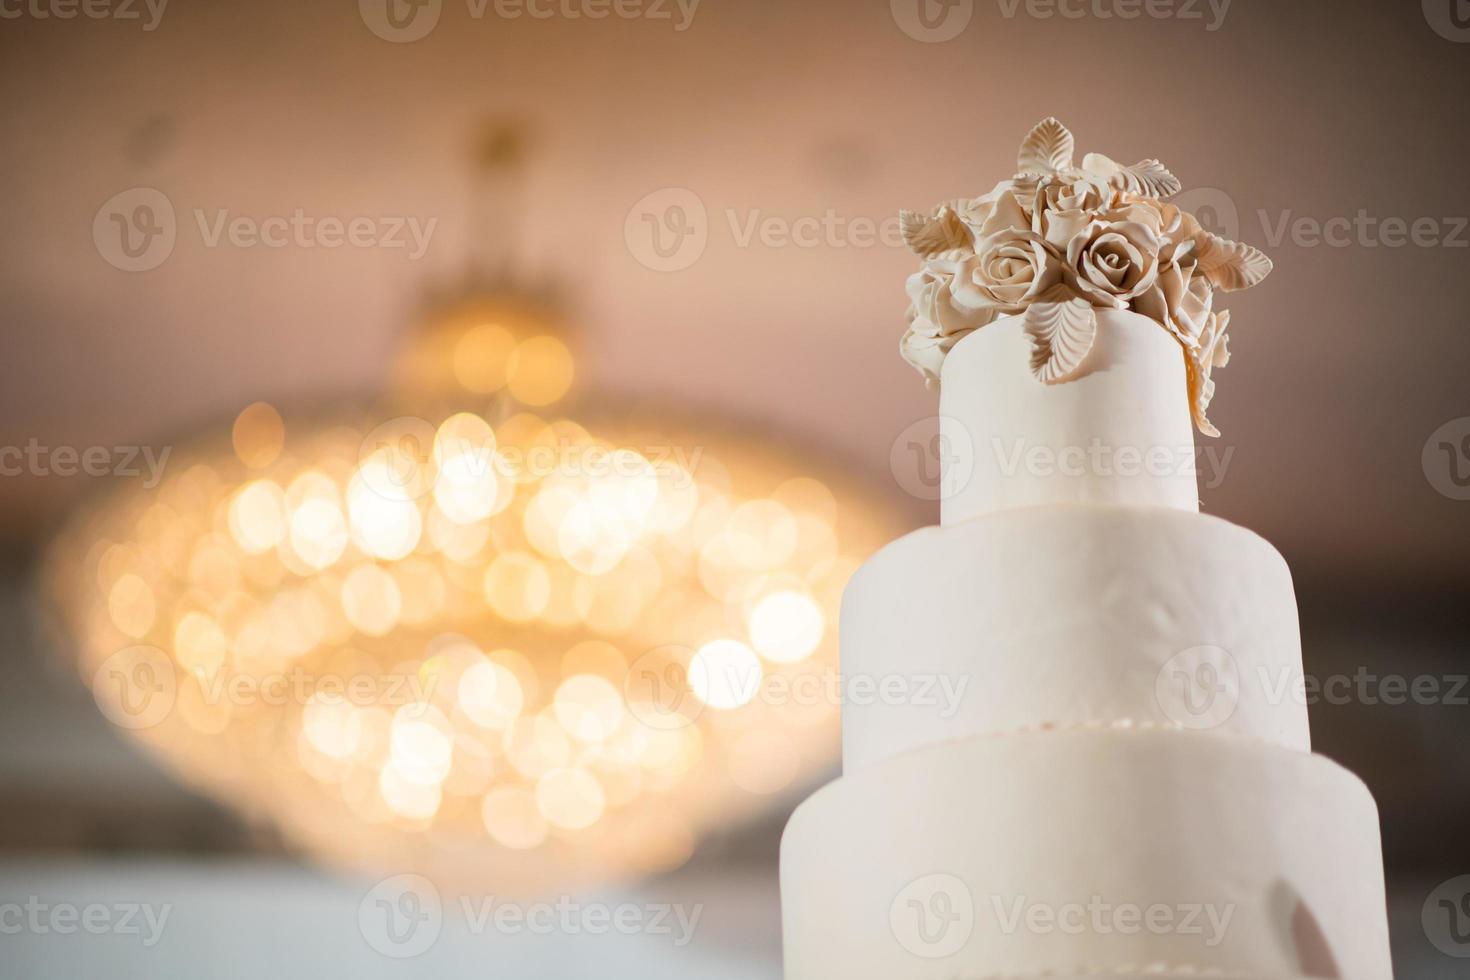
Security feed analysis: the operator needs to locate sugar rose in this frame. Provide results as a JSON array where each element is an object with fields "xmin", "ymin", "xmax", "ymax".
[
  {"xmin": 905, "ymin": 258, "xmax": 995, "ymax": 337},
  {"xmin": 1030, "ymin": 175, "xmax": 1116, "ymax": 248},
  {"xmin": 897, "ymin": 118, "xmax": 1274, "ymax": 435},
  {"xmin": 901, "ymin": 257, "xmax": 997, "ymax": 385},
  {"xmin": 953, "ymin": 230, "xmax": 1062, "ymax": 312},
  {"xmin": 1065, "ymin": 214, "xmax": 1162, "ymax": 307}
]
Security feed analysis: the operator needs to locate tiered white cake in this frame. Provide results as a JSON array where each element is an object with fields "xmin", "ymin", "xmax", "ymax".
[{"xmin": 779, "ymin": 121, "xmax": 1393, "ymax": 979}]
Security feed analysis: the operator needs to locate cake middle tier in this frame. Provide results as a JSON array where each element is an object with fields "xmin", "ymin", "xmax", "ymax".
[{"xmin": 842, "ymin": 504, "xmax": 1308, "ymax": 771}]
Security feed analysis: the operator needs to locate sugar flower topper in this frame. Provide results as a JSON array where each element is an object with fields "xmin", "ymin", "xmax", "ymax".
[{"xmin": 900, "ymin": 117, "xmax": 1272, "ymax": 436}]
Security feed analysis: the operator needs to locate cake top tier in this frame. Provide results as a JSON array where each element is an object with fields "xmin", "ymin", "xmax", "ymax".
[{"xmin": 900, "ymin": 117, "xmax": 1272, "ymax": 436}]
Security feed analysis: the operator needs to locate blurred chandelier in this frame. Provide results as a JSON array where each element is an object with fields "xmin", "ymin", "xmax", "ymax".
[{"xmin": 42, "ymin": 129, "xmax": 900, "ymax": 892}]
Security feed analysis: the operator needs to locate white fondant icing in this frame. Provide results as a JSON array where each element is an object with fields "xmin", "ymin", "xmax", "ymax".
[
  {"xmin": 781, "ymin": 729, "xmax": 1391, "ymax": 980},
  {"xmin": 900, "ymin": 118, "xmax": 1273, "ymax": 435},
  {"xmin": 784, "ymin": 121, "xmax": 1387, "ymax": 977},
  {"xmin": 938, "ymin": 310, "xmax": 1199, "ymax": 524},
  {"xmin": 840, "ymin": 505, "xmax": 1307, "ymax": 771}
]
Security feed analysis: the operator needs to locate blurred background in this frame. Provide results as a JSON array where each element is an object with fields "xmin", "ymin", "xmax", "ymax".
[{"xmin": 2, "ymin": 0, "xmax": 1469, "ymax": 976}]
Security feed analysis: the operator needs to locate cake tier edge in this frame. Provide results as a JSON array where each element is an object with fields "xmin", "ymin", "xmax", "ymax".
[
  {"xmin": 781, "ymin": 728, "xmax": 1391, "ymax": 980},
  {"xmin": 841, "ymin": 504, "xmax": 1308, "ymax": 771}
]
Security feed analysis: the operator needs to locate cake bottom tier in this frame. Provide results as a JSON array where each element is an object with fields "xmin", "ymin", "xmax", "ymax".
[{"xmin": 780, "ymin": 729, "xmax": 1391, "ymax": 980}]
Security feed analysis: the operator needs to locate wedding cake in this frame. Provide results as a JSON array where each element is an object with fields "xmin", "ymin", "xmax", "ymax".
[{"xmin": 779, "ymin": 120, "xmax": 1393, "ymax": 978}]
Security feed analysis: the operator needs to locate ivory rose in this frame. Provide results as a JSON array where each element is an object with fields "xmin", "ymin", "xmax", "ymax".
[
  {"xmin": 1065, "ymin": 213, "xmax": 1162, "ymax": 307},
  {"xmin": 900, "ymin": 257, "xmax": 998, "ymax": 384},
  {"xmin": 905, "ymin": 258, "xmax": 996, "ymax": 337},
  {"xmin": 953, "ymin": 230, "xmax": 1062, "ymax": 312},
  {"xmin": 1135, "ymin": 244, "xmax": 1214, "ymax": 346},
  {"xmin": 897, "ymin": 118, "xmax": 1274, "ymax": 435},
  {"xmin": 1030, "ymin": 174, "xmax": 1117, "ymax": 248}
]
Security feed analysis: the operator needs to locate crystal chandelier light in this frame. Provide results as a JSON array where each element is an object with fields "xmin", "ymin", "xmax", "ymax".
[{"xmin": 42, "ymin": 288, "xmax": 901, "ymax": 893}]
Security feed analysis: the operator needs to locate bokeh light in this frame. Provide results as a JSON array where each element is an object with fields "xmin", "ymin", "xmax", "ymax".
[{"xmin": 42, "ymin": 301, "xmax": 900, "ymax": 894}]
